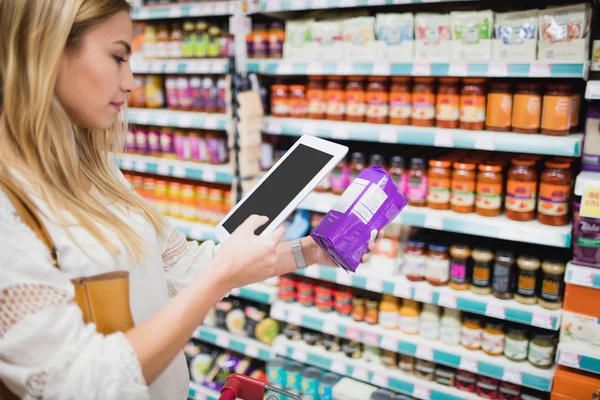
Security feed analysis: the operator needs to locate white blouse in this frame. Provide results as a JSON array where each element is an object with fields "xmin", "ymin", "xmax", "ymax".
[{"xmin": 0, "ymin": 166, "xmax": 218, "ymax": 400}]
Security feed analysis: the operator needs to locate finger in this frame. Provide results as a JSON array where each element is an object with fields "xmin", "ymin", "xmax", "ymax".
[
  {"xmin": 377, "ymin": 230, "xmax": 385, "ymax": 240},
  {"xmin": 362, "ymin": 254, "xmax": 369, "ymax": 263},
  {"xmin": 368, "ymin": 241, "xmax": 376, "ymax": 252},
  {"xmin": 269, "ymin": 225, "xmax": 287, "ymax": 244},
  {"xmin": 238, "ymin": 214, "xmax": 269, "ymax": 234}
]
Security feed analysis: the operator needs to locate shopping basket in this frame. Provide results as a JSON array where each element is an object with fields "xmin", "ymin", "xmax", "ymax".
[{"xmin": 219, "ymin": 374, "xmax": 301, "ymax": 400}]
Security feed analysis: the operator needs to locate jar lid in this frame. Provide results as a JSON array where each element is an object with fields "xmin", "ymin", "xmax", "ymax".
[
  {"xmin": 439, "ymin": 77, "xmax": 460, "ymax": 83},
  {"xmin": 328, "ymin": 75, "xmax": 345, "ymax": 80},
  {"xmin": 414, "ymin": 77, "xmax": 435, "ymax": 83},
  {"xmin": 411, "ymin": 158, "xmax": 425, "ymax": 168},
  {"xmin": 370, "ymin": 154, "xmax": 385, "ymax": 166},
  {"xmin": 429, "ymin": 159, "xmax": 451, "ymax": 168},
  {"xmin": 391, "ymin": 155, "xmax": 405, "ymax": 169},
  {"xmin": 517, "ymin": 255, "xmax": 541, "ymax": 268},
  {"xmin": 347, "ymin": 75, "xmax": 365, "ymax": 81},
  {"xmin": 434, "ymin": 367, "xmax": 456, "ymax": 378},
  {"xmin": 516, "ymin": 83, "xmax": 541, "ymax": 89},
  {"xmin": 368, "ymin": 76, "xmax": 388, "ymax": 81},
  {"xmin": 511, "ymin": 158, "xmax": 536, "ymax": 167},
  {"xmin": 545, "ymin": 161, "xmax": 570, "ymax": 169},
  {"xmin": 272, "ymin": 84, "xmax": 288, "ymax": 90},
  {"xmin": 253, "ymin": 23, "xmax": 267, "ymax": 29},
  {"xmin": 391, "ymin": 76, "xmax": 411, "ymax": 82},
  {"xmin": 490, "ymin": 81, "xmax": 512, "ymax": 89},
  {"xmin": 463, "ymin": 314, "xmax": 482, "ymax": 323},
  {"xmin": 546, "ymin": 83, "xmax": 572, "ymax": 91},
  {"xmin": 484, "ymin": 321, "xmax": 504, "ymax": 330},
  {"xmin": 478, "ymin": 163, "xmax": 502, "ymax": 172},
  {"xmin": 453, "ymin": 161, "xmax": 477, "ymax": 171},
  {"xmin": 270, "ymin": 22, "xmax": 284, "ymax": 29},
  {"xmin": 506, "ymin": 324, "xmax": 528, "ymax": 335},
  {"xmin": 302, "ymin": 367, "xmax": 322, "ymax": 378},
  {"xmin": 428, "ymin": 243, "xmax": 449, "ymax": 252},
  {"xmin": 456, "ymin": 371, "xmax": 476, "ymax": 382},
  {"xmin": 406, "ymin": 239, "xmax": 426, "ymax": 248},
  {"xmin": 496, "ymin": 250, "xmax": 515, "ymax": 262},
  {"xmin": 533, "ymin": 330, "xmax": 557, "ymax": 340},
  {"xmin": 308, "ymin": 75, "xmax": 325, "ymax": 80},
  {"xmin": 463, "ymin": 78, "xmax": 487, "ymax": 83},
  {"xmin": 289, "ymin": 84, "xmax": 305, "ymax": 90}
]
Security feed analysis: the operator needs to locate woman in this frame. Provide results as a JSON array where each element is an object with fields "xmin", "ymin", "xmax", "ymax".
[{"xmin": 0, "ymin": 1, "xmax": 381, "ymax": 399}]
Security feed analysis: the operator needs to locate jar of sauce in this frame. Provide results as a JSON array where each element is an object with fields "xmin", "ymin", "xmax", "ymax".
[
  {"xmin": 456, "ymin": 370, "xmax": 476, "ymax": 393},
  {"xmin": 515, "ymin": 255, "xmax": 540, "ymax": 305},
  {"xmin": 541, "ymin": 84, "xmax": 572, "ymax": 136},
  {"xmin": 482, "ymin": 321, "xmax": 505, "ymax": 357},
  {"xmin": 440, "ymin": 308, "xmax": 462, "ymax": 346},
  {"xmin": 425, "ymin": 243, "xmax": 450, "ymax": 286},
  {"xmin": 412, "ymin": 77, "xmax": 436, "ymax": 127},
  {"xmin": 268, "ymin": 22, "xmax": 285, "ymax": 59},
  {"xmin": 486, "ymin": 82, "xmax": 513, "ymax": 131},
  {"xmin": 334, "ymin": 286, "xmax": 353, "ymax": 316},
  {"xmin": 330, "ymin": 161, "xmax": 350, "ymax": 195},
  {"xmin": 389, "ymin": 77, "xmax": 411, "ymax": 125},
  {"xmin": 451, "ymin": 162, "xmax": 477, "ymax": 213},
  {"xmin": 460, "ymin": 314, "xmax": 483, "ymax": 350},
  {"xmin": 307, "ymin": 76, "xmax": 326, "ymax": 119},
  {"xmin": 476, "ymin": 163, "xmax": 503, "ymax": 217},
  {"xmin": 504, "ymin": 325, "xmax": 529, "ymax": 362},
  {"xmin": 528, "ymin": 330, "xmax": 557, "ymax": 369},
  {"xmin": 512, "ymin": 84, "xmax": 541, "ymax": 133},
  {"xmin": 345, "ymin": 76, "xmax": 366, "ymax": 122},
  {"xmin": 476, "ymin": 376, "xmax": 499, "ymax": 399},
  {"xmin": 407, "ymin": 158, "xmax": 428, "ymax": 207},
  {"xmin": 326, "ymin": 76, "xmax": 345, "ymax": 121},
  {"xmin": 349, "ymin": 152, "xmax": 366, "ymax": 181},
  {"xmin": 460, "ymin": 78, "xmax": 486, "ymax": 130},
  {"xmin": 436, "ymin": 78, "xmax": 460, "ymax": 129},
  {"xmin": 505, "ymin": 159, "xmax": 538, "ymax": 221},
  {"xmin": 289, "ymin": 84, "xmax": 308, "ymax": 118},
  {"xmin": 351, "ymin": 297, "xmax": 365, "ymax": 322},
  {"xmin": 399, "ymin": 355, "xmax": 416, "ymax": 373},
  {"xmin": 471, "ymin": 248, "xmax": 493, "ymax": 295},
  {"xmin": 271, "ymin": 84, "xmax": 289, "ymax": 117},
  {"xmin": 492, "ymin": 250, "xmax": 516, "ymax": 300},
  {"xmin": 449, "ymin": 244, "xmax": 471, "ymax": 291},
  {"xmin": 539, "ymin": 260, "xmax": 565, "ymax": 310},
  {"xmin": 389, "ymin": 156, "xmax": 407, "ymax": 195},
  {"xmin": 366, "ymin": 77, "xmax": 389, "ymax": 124},
  {"xmin": 538, "ymin": 161, "xmax": 572, "ymax": 226},
  {"xmin": 419, "ymin": 303, "xmax": 441, "ymax": 340},
  {"xmin": 379, "ymin": 294, "xmax": 399, "ymax": 329},
  {"xmin": 499, "ymin": 382, "xmax": 520, "ymax": 400},
  {"xmin": 365, "ymin": 299, "xmax": 379, "ymax": 325},
  {"xmin": 399, "ymin": 300, "xmax": 420, "ymax": 335},
  {"xmin": 404, "ymin": 239, "xmax": 427, "ymax": 281},
  {"xmin": 427, "ymin": 159, "xmax": 451, "ymax": 210}
]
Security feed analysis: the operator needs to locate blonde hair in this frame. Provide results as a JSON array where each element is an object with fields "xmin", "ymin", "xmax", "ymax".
[{"xmin": 0, "ymin": 0, "xmax": 165, "ymax": 261}]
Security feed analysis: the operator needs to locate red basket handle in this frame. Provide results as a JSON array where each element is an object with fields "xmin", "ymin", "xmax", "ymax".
[{"xmin": 219, "ymin": 374, "xmax": 302, "ymax": 400}]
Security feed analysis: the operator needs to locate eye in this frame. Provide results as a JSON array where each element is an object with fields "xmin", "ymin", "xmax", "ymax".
[{"xmin": 113, "ymin": 55, "xmax": 127, "ymax": 64}]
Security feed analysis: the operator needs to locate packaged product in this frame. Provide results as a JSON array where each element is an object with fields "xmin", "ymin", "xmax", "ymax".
[
  {"xmin": 450, "ymin": 10, "xmax": 494, "ymax": 43},
  {"xmin": 375, "ymin": 13, "xmax": 414, "ymax": 45},
  {"xmin": 539, "ymin": 3, "xmax": 591, "ymax": 43},
  {"xmin": 415, "ymin": 13, "xmax": 451, "ymax": 45},
  {"xmin": 495, "ymin": 9, "xmax": 538, "ymax": 45},
  {"xmin": 342, "ymin": 17, "xmax": 376, "ymax": 46},
  {"xmin": 583, "ymin": 104, "xmax": 600, "ymax": 172},
  {"xmin": 311, "ymin": 166, "xmax": 408, "ymax": 272},
  {"xmin": 285, "ymin": 19, "xmax": 314, "ymax": 47},
  {"xmin": 312, "ymin": 20, "xmax": 343, "ymax": 46}
]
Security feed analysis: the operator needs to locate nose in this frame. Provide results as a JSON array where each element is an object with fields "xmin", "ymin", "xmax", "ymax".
[{"xmin": 121, "ymin": 62, "xmax": 138, "ymax": 94}]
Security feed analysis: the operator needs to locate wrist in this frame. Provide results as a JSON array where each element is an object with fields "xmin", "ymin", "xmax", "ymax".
[
  {"xmin": 300, "ymin": 236, "xmax": 317, "ymax": 266},
  {"xmin": 204, "ymin": 258, "xmax": 233, "ymax": 295}
]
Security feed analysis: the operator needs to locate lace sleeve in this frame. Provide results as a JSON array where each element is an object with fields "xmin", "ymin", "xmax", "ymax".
[{"xmin": 0, "ymin": 192, "xmax": 149, "ymax": 400}]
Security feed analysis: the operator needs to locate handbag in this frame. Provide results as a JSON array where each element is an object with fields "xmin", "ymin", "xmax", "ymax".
[{"xmin": 0, "ymin": 176, "xmax": 135, "ymax": 399}]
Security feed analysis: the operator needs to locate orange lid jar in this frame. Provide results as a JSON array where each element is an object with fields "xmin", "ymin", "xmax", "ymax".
[
  {"xmin": 366, "ymin": 77, "xmax": 389, "ymax": 124},
  {"xmin": 541, "ymin": 84, "xmax": 572, "ymax": 136},
  {"xmin": 476, "ymin": 163, "xmax": 503, "ymax": 217},
  {"xmin": 436, "ymin": 78, "xmax": 460, "ymax": 129},
  {"xmin": 326, "ymin": 76, "xmax": 345, "ymax": 121},
  {"xmin": 412, "ymin": 77, "xmax": 436, "ymax": 127},
  {"xmin": 307, "ymin": 76, "xmax": 326, "ymax": 120},
  {"xmin": 460, "ymin": 78, "xmax": 486, "ymax": 131},
  {"xmin": 289, "ymin": 84, "xmax": 307, "ymax": 118},
  {"xmin": 271, "ymin": 84, "xmax": 289, "ymax": 117},
  {"xmin": 345, "ymin": 76, "xmax": 366, "ymax": 123},
  {"xmin": 538, "ymin": 161, "xmax": 572, "ymax": 226},
  {"xmin": 451, "ymin": 162, "xmax": 477, "ymax": 214},
  {"xmin": 512, "ymin": 84, "xmax": 541, "ymax": 133},
  {"xmin": 505, "ymin": 159, "xmax": 538, "ymax": 221},
  {"xmin": 486, "ymin": 82, "xmax": 513, "ymax": 132},
  {"xmin": 389, "ymin": 77, "xmax": 412, "ymax": 125},
  {"xmin": 427, "ymin": 159, "xmax": 451, "ymax": 210}
]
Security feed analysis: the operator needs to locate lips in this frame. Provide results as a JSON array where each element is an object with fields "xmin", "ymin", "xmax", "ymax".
[{"xmin": 110, "ymin": 102, "xmax": 124, "ymax": 112}]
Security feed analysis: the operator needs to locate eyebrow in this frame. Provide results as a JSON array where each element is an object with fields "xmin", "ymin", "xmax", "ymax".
[{"xmin": 114, "ymin": 40, "xmax": 132, "ymax": 54}]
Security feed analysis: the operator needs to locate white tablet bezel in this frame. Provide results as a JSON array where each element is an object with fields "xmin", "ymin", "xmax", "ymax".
[{"xmin": 213, "ymin": 135, "xmax": 348, "ymax": 243}]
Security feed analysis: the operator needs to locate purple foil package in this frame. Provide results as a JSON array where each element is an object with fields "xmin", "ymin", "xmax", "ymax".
[
  {"xmin": 311, "ymin": 166, "xmax": 408, "ymax": 272},
  {"xmin": 573, "ymin": 200, "xmax": 600, "ymax": 267}
]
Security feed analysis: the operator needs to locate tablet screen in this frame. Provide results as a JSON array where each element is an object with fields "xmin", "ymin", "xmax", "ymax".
[{"xmin": 222, "ymin": 144, "xmax": 334, "ymax": 235}]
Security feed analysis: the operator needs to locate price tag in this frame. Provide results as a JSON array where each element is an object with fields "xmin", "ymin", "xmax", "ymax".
[
  {"xmin": 230, "ymin": 287, "xmax": 241, "ymax": 296},
  {"xmin": 273, "ymin": 339, "xmax": 287, "ymax": 355},
  {"xmin": 352, "ymin": 367, "xmax": 369, "ymax": 382},
  {"xmin": 270, "ymin": 303, "xmax": 286, "ymax": 320},
  {"xmin": 529, "ymin": 63, "xmax": 551, "ymax": 77},
  {"xmin": 372, "ymin": 61, "xmax": 391, "ymax": 76},
  {"xmin": 485, "ymin": 303, "xmax": 506, "ymax": 319},
  {"xmin": 393, "ymin": 0, "xmax": 412, "ymax": 3},
  {"xmin": 185, "ymin": 60, "xmax": 199, "ymax": 74},
  {"xmin": 569, "ymin": 265, "xmax": 594, "ymax": 286},
  {"xmin": 179, "ymin": 114, "xmax": 193, "ymax": 128},
  {"xmin": 416, "ymin": 345, "xmax": 433, "ymax": 361},
  {"xmin": 393, "ymin": 281, "xmax": 411, "ymax": 299},
  {"xmin": 414, "ymin": 286, "xmax": 433, "ymax": 303},
  {"xmin": 379, "ymin": 127, "xmax": 398, "ymax": 143},
  {"xmin": 288, "ymin": 310, "xmax": 303, "ymax": 325},
  {"xmin": 214, "ymin": 2, "xmax": 229, "ymax": 14},
  {"xmin": 204, "ymin": 117, "xmax": 218, "ymax": 130},
  {"xmin": 134, "ymin": 160, "xmax": 147, "ymax": 173},
  {"xmin": 411, "ymin": 62, "xmax": 431, "ymax": 76},
  {"xmin": 265, "ymin": 0, "xmax": 283, "ymax": 11},
  {"xmin": 304, "ymin": 266, "xmax": 320, "ymax": 279},
  {"xmin": 475, "ymin": 134, "xmax": 496, "ymax": 151},
  {"xmin": 195, "ymin": 392, "xmax": 208, "ymax": 400},
  {"xmin": 293, "ymin": 348, "xmax": 308, "ymax": 362},
  {"xmin": 307, "ymin": 62, "xmax": 323, "ymax": 75},
  {"xmin": 135, "ymin": 110, "xmax": 150, "ymax": 125},
  {"xmin": 150, "ymin": 61, "xmax": 164, "ymax": 74},
  {"xmin": 202, "ymin": 168, "xmax": 217, "ymax": 183},
  {"xmin": 448, "ymin": 62, "xmax": 469, "ymax": 76},
  {"xmin": 532, "ymin": 313, "xmax": 554, "ymax": 329},
  {"xmin": 120, "ymin": 157, "xmax": 134, "ymax": 171},
  {"xmin": 559, "ymin": 351, "xmax": 581, "ymax": 368},
  {"xmin": 336, "ymin": 61, "xmax": 353, "ymax": 75},
  {"xmin": 336, "ymin": 269, "xmax": 352, "ymax": 286},
  {"xmin": 266, "ymin": 118, "xmax": 283, "ymax": 134},
  {"xmin": 586, "ymin": 81, "xmax": 600, "ymax": 100},
  {"xmin": 216, "ymin": 335, "xmax": 230, "ymax": 348},
  {"xmin": 165, "ymin": 61, "xmax": 178, "ymax": 73},
  {"xmin": 413, "ymin": 386, "xmax": 430, "ymax": 400},
  {"xmin": 290, "ymin": 0, "xmax": 306, "ymax": 9},
  {"xmin": 339, "ymin": 0, "xmax": 357, "ymax": 6},
  {"xmin": 346, "ymin": 327, "xmax": 361, "ymax": 341},
  {"xmin": 277, "ymin": 61, "xmax": 294, "ymax": 75},
  {"xmin": 157, "ymin": 112, "xmax": 170, "ymax": 126},
  {"xmin": 363, "ymin": 332, "xmax": 380, "ymax": 346},
  {"xmin": 424, "ymin": 214, "xmax": 444, "ymax": 230},
  {"xmin": 502, "ymin": 370, "xmax": 522, "ymax": 385},
  {"xmin": 459, "ymin": 358, "xmax": 478, "ymax": 373},
  {"xmin": 380, "ymin": 336, "xmax": 398, "ymax": 351},
  {"xmin": 173, "ymin": 164, "xmax": 186, "ymax": 178},
  {"xmin": 245, "ymin": 344, "xmax": 260, "ymax": 358},
  {"xmin": 168, "ymin": 5, "xmax": 183, "ymax": 18},
  {"xmin": 366, "ymin": 279, "xmax": 383, "ymax": 293},
  {"xmin": 197, "ymin": 61, "xmax": 210, "ymax": 74},
  {"xmin": 487, "ymin": 62, "xmax": 508, "ymax": 77},
  {"xmin": 137, "ymin": 8, "xmax": 151, "ymax": 20},
  {"xmin": 332, "ymin": 125, "xmax": 349, "ymax": 140},
  {"xmin": 331, "ymin": 361, "xmax": 347, "ymax": 375},
  {"xmin": 311, "ymin": 0, "xmax": 328, "ymax": 8},
  {"xmin": 323, "ymin": 321, "xmax": 338, "ymax": 335},
  {"xmin": 190, "ymin": 4, "xmax": 209, "ymax": 16},
  {"xmin": 301, "ymin": 122, "xmax": 317, "ymax": 136},
  {"xmin": 438, "ymin": 292, "xmax": 457, "ymax": 309},
  {"xmin": 210, "ymin": 60, "xmax": 227, "ymax": 74},
  {"xmin": 371, "ymin": 373, "xmax": 389, "ymax": 387},
  {"xmin": 433, "ymin": 130, "xmax": 454, "ymax": 147},
  {"xmin": 157, "ymin": 161, "xmax": 170, "ymax": 176}
]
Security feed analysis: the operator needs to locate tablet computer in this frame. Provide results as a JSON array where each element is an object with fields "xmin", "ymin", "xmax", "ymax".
[{"xmin": 213, "ymin": 135, "xmax": 348, "ymax": 242}]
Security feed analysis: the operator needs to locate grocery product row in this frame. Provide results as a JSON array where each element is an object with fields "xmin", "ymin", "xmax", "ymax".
[
  {"xmin": 135, "ymin": 1, "xmax": 238, "ymax": 22},
  {"xmin": 127, "ymin": 108, "xmax": 228, "ymax": 130},
  {"xmin": 267, "ymin": 77, "xmax": 582, "ymax": 136},
  {"xmin": 260, "ymin": 5, "xmax": 590, "ymax": 62},
  {"xmin": 131, "ymin": 75, "xmax": 227, "ymax": 112},
  {"xmin": 126, "ymin": 125, "xmax": 229, "ymax": 165}
]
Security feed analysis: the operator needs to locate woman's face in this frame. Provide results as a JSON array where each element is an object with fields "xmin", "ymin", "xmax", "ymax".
[{"xmin": 55, "ymin": 11, "xmax": 137, "ymax": 130}]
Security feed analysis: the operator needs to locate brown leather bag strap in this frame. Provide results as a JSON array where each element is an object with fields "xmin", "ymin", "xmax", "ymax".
[{"xmin": 0, "ymin": 175, "xmax": 61, "ymax": 269}]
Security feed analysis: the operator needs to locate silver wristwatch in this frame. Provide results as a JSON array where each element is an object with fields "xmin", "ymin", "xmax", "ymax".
[{"xmin": 291, "ymin": 239, "xmax": 308, "ymax": 269}]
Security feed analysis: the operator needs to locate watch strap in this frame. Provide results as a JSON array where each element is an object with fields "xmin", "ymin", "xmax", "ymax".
[{"xmin": 291, "ymin": 239, "xmax": 307, "ymax": 270}]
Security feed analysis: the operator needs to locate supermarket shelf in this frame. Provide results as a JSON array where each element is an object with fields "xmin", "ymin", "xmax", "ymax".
[
  {"xmin": 128, "ymin": 108, "xmax": 229, "ymax": 131},
  {"xmin": 271, "ymin": 301, "xmax": 555, "ymax": 391},
  {"xmin": 230, "ymin": 283, "xmax": 279, "ymax": 304},
  {"xmin": 565, "ymin": 262, "xmax": 600, "ymax": 289},
  {"xmin": 131, "ymin": 1, "xmax": 239, "ymax": 20},
  {"xmin": 131, "ymin": 58, "xmax": 229, "ymax": 74},
  {"xmin": 118, "ymin": 154, "xmax": 234, "ymax": 184},
  {"xmin": 192, "ymin": 325, "xmax": 273, "ymax": 362},
  {"xmin": 273, "ymin": 336, "xmax": 480, "ymax": 400},
  {"xmin": 295, "ymin": 264, "xmax": 562, "ymax": 330},
  {"xmin": 300, "ymin": 192, "xmax": 573, "ymax": 248},
  {"xmin": 247, "ymin": 60, "xmax": 589, "ymax": 78},
  {"xmin": 189, "ymin": 382, "xmax": 220, "ymax": 400},
  {"xmin": 167, "ymin": 217, "xmax": 218, "ymax": 242},
  {"xmin": 557, "ymin": 344, "xmax": 600, "ymax": 375},
  {"xmin": 257, "ymin": 0, "xmax": 475, "ymax": 12},
  {"xmin": 263, "ymin": 116, "xmax": 583, "ymax": 157}
]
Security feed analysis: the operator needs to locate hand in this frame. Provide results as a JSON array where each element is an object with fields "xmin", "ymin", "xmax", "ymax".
[
  {"xmin": 304, "ymin": 229, "xmax": 385, "ymax": 267},
  {"xmin": 211, "ymin": 215, "xmax": 286, "ymax": 291}
]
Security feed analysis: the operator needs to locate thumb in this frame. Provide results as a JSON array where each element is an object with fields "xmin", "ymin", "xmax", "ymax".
[
  {"xmin": 238, "ymin": 214, "xmax": 269, "ymax": 234},
  {"xmin": 269, "ymin": 225, "xmax": 287, "ymax": 244}
]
